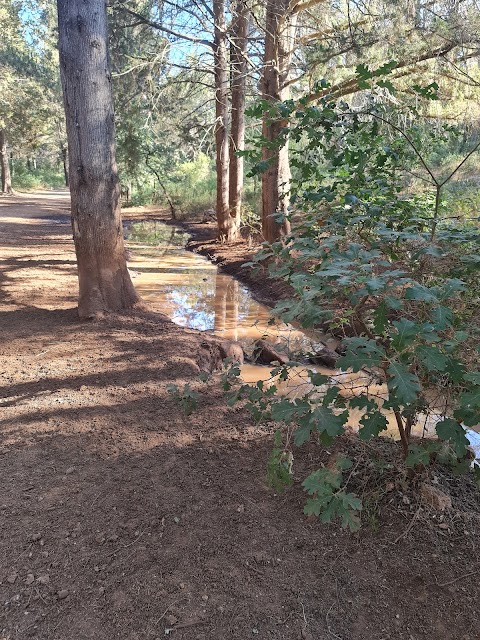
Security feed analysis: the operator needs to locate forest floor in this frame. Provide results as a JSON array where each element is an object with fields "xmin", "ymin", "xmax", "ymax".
[{"xmin": 0, "ymin": 191, "xmax": 479, "ymax": 640}]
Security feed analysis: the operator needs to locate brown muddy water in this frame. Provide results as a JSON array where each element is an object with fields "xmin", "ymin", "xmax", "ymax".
[{"xmin": 125, "ymin": 221, "xmax": 480, "ymax": 457}]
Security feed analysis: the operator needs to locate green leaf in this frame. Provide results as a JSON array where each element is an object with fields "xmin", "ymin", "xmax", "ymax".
[
  {"xmin": 416, "ymin": 345, "xmax": 448, "ymax": 372},
  {"xmin": 432, "ymin": 305, "xmax": 453, "ymax": 330},
  {"xmin": 294, "ymin": 407, "xmax": 346, "ymax": 446},
  {"xmin": 349, "ymin": 396, "xmax": 377, "ymax": 412},
  {"xmin": 464, "ymin": 372, "xmax": 480, "ymax": 384},
  {"xmin": 372, "ymin": 301, "xmax": 388, "ymax": 334},
  {"xmin": 310, "ymin": 372, "xmax": 329, "ymax": 386},
  {"xmin": 337, "ymin": 339, "xmax": 385, "ymax": 372},
  {"xmin": 405, "ymin": 444, "xmax": 431, "ymax": 468},
  {"xmin": 391, "ymin": 319, "xmax": 417, "ymax": 351},
  {"xmin": 271, "ymin": 398, "xmax": 310, "ymax": 423},
  {"xmin": 387, "ymin": 362, "xmax": 421, "ymax": 405},
  {"xmin": 359, "ymin": 411, "xmax": 388, "ymax": 440},
  {"xmin": 436, "ymin": 419, "xmax": 469, "ymax": 458},
  {"xmin": 404, "ymin": 284, "xmax": 437, "ymax": 303}
]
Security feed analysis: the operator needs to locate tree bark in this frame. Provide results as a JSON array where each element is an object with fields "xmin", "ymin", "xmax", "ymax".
[
  {"xmin": 57, "ymin": 0, "xmax": 140, "ymax": 319},
  {"xmin": 213, "ymin": 0, "xmax": 232, "ymax": 242},
  {"xmin": 228, "ymin": 0, "xmax": 249, "ymax": 241},
  {"xmin": 261, "ymin": 0, "xmax": 297, "ymax": 243},
  {"xmin": 0, "ymin": 129, "xmax": 13, "ymax": 194},
  {"xmin": 61, "ymin": 145, "xmax": 69, "ymax": 187}
]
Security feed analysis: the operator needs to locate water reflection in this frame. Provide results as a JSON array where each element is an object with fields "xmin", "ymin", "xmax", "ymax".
[
  {"xmin": 126, "ymin": 221, "xmax": 479, "ymax": 451},
  {"xmin": 126, "ymin": 222, "xmax": 312, "ymax": 349}
]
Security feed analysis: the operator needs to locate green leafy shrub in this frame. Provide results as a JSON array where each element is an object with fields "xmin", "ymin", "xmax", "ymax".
[{"xmin": 227, "ymin": 78, "xmax": 480, "ymax": 530}]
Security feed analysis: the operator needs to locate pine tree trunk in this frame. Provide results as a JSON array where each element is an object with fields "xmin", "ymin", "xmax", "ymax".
[
  {"xmin": 57, "ymin": 0, "xmax": 140, "ymax": 319},
  {"xmin": 213, "ymin": 0, "xmax": 232, "ymax": 242},
  {"xmin": 261, "ymin": 0, "xmax": 297, "ymax": 243},
  {"xmin": 0, "ymin": 129, "xmax": 13, "ymax": 194},
  {"xmin": 228, "ymin": 0, "xmax": 249, "ymax": 241}
]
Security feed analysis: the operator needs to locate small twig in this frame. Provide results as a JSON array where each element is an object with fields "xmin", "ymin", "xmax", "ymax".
[
  {"xmin": 393, "ymin": 501, "xmax": 422, "ymax": 544},
  {"xmin": 174, "ymin": 619, "xmax": 209, "ymax": 630},
  {"xmin": 107, "ymin": 530, "xmax": 145, "ymax": 557},
  {"xmin": 155, "ymin": 598, "xmax": 183, "ymax": 625},
  {"xmin": 436, "ymin": 566, "xmax": 479, "ymax": 588}
]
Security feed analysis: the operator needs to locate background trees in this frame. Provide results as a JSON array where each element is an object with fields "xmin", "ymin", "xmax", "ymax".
[{"xmin": 0, "ymin": 0, "xmax": 478, "ymax": 242}]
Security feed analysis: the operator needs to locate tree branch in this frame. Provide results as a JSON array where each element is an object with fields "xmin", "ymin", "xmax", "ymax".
[{"xmin": 118, "ymin": 5, "xmax": 214, "ymax": 49}]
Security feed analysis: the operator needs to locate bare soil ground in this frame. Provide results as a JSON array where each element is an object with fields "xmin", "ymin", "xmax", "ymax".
[{"xmin": 0, "ymin": 192, "xmax": 479, "ymax": 640}]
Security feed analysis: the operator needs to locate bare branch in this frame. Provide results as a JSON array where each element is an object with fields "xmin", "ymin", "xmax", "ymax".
[{"xmin": 117, "ymin": 5, "xmax": 214, "ymax": 49}]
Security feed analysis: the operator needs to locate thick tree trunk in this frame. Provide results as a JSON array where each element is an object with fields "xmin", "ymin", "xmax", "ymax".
[
  {"xmin": 261, "ymin": 0, "xmax": 297, "ymax": 243},
  {"xmin": 213, "ymin": 0, "xmax": 232, "ymax": 242},
  {"xmin": 57, "ymin": 0, "xmax": 140, "ymax": 319},
  {"xmin": 228, "ymin": 0, "xmax": 249, "ymax": 241},
  {"xmin": 0, "ymin": 129, "xmax": 13, "ymax": 194},
  {"xmin": 61, "ymin": 145, "xmax": 69, "ymax": 187}
]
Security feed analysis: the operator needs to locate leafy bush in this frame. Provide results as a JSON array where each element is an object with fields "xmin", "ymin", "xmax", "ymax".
[
  {"xmin": 12, "ymin": 163, "xmax": 65, "ymax": 190},
  {"xmin": 226, "ymin": 80, "xmax": 480, "ymax": 530}
]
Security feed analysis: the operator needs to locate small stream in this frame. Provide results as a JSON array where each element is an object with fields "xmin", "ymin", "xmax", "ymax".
[{"xmin": 125, "ymin": 220, "xmax": 480, "ymax": 457}]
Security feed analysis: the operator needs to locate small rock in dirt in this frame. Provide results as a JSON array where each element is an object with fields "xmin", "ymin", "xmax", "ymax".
[
  {"xmin": 402, "ymin": 495, "xmax": 411, "ymax": 505},
  {"xmin": 65, "ymin": 467, "xmax": 75, "ymax": 475},
  {"xmin": 79, "ymin": 385, "xmax": 88, "ymax": 392},
  {"xmin": 165, "ymin": 614, "xmax": 178, "ymax": 626},
  {"xmin": 252, "ymin": 340, "xmax": 289, "ymax": 366},
  {"xmin": 7, "ymin": 573, "xmax": 18, "ymax": 584},
  {"xmin": 201, "ymin": 594, "xmax": 209, "ymax": 602},
  {"xmin": 95, "ymin": 534, "xmax": 105, "ymax": 544},
  {"xmin": 438, "ymin": 522, "xmax": 449, "ymax": 530},
  {"xmin": 25, "ymin": 574, "xmax": 34, "ymax": 585},
  {"xmin": 420, "ymin": 484, "xmax": 452, "ymax": 511},
  {"xmin": 37, "ymin": 575, "xmax": 49, "ymax": 585},
  {"xmin": 31, "ymin": 533, "xmax": 42, "ymax": 542},
  {"xmin": 308, "ymin": 348, "xmax": 339, "ymax": 369},
  {"xmin": 57, "ymin": 590, "xmax": 69, "ymax": 600},
  {"xmin": 237, "ymin": 504, "xmax": 245, "ymax": 513},
  {"xmin": 253, "ymin": 551, "xmax": 271, "ymax": 565}
]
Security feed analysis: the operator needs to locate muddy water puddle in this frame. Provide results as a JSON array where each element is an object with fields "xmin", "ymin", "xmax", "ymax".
[{"xmin": 125, "ymin": 221, "xmax": 479, "ymax": 454}]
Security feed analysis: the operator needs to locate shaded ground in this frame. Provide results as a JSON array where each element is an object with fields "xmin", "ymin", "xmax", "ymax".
[{"xmin": 0, "ymin": 192, "xmax": 479, "ymax": 640}]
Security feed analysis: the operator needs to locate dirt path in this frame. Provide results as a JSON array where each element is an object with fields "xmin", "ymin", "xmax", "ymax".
[{"xmin": 0, "ymin": 192, "xmax": 479, "ymax": 640}]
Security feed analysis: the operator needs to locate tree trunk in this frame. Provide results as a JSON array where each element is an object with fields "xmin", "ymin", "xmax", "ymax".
[
  {"xmin": 0, "ymin": 129, "xmax": 13, "ymax": 194},
  {"xmin": 228, "ymin": 0, "xmax": 249, "ymax": 241},
  {"xmin": 261, "ymin": 0, "xmax": 297, "ymax": 243},
  {"xmin": 57, "ymin": 0, "xmax": 140, "ymax": 319},
  {"xmin": 61, "ymin": 145, "xmax": 69, "ymax": 187},
  {"xmin": 213, "ymin": 0, "xmax": 232, "ymax": 242}
]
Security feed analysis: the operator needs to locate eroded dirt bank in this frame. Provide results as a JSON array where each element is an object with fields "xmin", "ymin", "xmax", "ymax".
[{"xmin": 0, "ymin": 192, "xmax": 479, "ymax": 640}]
